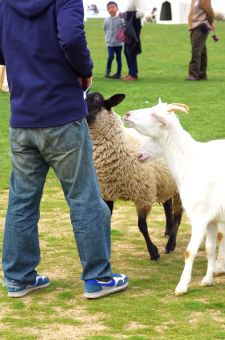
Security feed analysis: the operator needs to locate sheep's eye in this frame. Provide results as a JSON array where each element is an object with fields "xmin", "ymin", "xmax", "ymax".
[
  {"xmin": 94, "ymin": 96, "xmax": 101, "ymax": 101},
  {"xmin": 151, "ymin": 113, "xmax": 155, "ymax": 118}
]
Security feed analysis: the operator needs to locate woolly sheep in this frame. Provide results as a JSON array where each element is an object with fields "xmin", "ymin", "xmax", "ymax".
[
  {"xmin": 213, "ymin": 10, "xmax": 225, "ymax": 22},
  {"xmin": 123, "ymin": 98, "xmax": 225, "ymax": 295},
  {"xmin": 86, "ymin": 92, "xmax": 183, "ymax": 261}
]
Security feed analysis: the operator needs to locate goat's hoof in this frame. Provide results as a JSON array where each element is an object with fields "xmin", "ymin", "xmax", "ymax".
[
  {"xmin": 214, "ymin": 271, "xmax": 225, "ymax": 277},
  {"xmin": 201, "ymin": 277, "xmax": 213, "ymax": 287},
  {"xmin": 174, "ymin": 290, "xmax": 186, "ymax": 296},
  {"xmin": 201, "ymin": 282, "xmax": 212, "ymax": 287},
  {"xmin": 215, "ymin": 263, "xmax": 225, "ymax": 276},
  {"xmin": 175, "ymin": 282, "xmax": 188, "ymax": 295}
]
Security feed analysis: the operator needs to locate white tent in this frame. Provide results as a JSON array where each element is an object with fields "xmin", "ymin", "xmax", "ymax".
[{"xmin": 157, "ymin": 0, "xmax": 190, "ymax": 24}]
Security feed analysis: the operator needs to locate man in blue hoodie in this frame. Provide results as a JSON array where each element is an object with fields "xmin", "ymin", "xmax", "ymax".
[{"xmin": 0, "ymin": 0, "xmax": 128, "ymax": 299}]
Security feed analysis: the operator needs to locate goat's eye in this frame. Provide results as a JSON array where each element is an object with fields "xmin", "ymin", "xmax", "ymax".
[{"xmin": 151, "ymin": 113, "xmax": 155, "ymax": 118}]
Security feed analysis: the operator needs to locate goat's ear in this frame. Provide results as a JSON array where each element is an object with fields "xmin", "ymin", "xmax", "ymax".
[
  {"xmin": 104, "ymin": 94, "xmax": 125, "ymax": 110},
  {"xmin": 153, "ymin": 112, "xmax": 168, "ymax": 126}
]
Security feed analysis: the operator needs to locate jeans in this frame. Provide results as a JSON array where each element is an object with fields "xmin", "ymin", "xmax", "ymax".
[
  {"xmin": 2, "ymin": 117, "xmax": 113, "ymax": 289},
  {"xmin": 124, "ymin": 43, "xmax": 138, "ymax": 78},
  {"xmin": 189, "ymin": 26, "xmax": 209, "ymax": 79},
  {"xmin": 106, "ymin": 46, "xmax": 122, "ymax": 75}
]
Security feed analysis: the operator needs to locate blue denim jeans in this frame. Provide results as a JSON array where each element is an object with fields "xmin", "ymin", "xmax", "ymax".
[
  {"xmin": 106, "ymin": 46, "xmax": 122, "ymax": 76},
  {"xmin": 124, "ymin": 43, "xmax": 138, "ymax": 78},
  {"xmin": 2, "ymin": 117, "xmax": 113, "ymax": 289}
]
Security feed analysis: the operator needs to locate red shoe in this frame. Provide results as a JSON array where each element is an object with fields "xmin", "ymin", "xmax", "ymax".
[
  {"xmin": 122, "ymin": 75, "xmax": 138, "ymax": 81},
  {"xmin": 185, "ymin": 76, "xmax": 198, "ymax": 81},
  {"xmin": 120, "ymin": 74, "xmax": 130, "ymax": 80}
]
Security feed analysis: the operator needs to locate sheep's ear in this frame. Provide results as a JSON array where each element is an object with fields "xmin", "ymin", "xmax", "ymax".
[
  {"xmin": 104, "ymin": 94, "xmax": 125, "ymax": 110},
  {"xmin": 153, "ymin": 112, "xmax": 168, "ymax": 126}
]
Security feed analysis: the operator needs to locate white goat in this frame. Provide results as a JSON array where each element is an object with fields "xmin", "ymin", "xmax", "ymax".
[
  {"xmin": 123, "ymin": 99, "xmax": 225, "ymax": 295},
  {"xmin": 137, "ymin": 136, "xmax": 164, "ymax": 163}
]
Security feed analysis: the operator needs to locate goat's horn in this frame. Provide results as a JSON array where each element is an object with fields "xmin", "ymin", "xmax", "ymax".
[
  {"xmin": 170, "ymin": 103, "xmax": 189, "ymax": 110},
  {"xmin": 167, "ymin": 104, "xmax": 188, "ymax": 115}
]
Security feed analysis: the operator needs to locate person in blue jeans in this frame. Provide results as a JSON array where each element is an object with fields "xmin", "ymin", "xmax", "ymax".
[
  {"xmin": 119, "ymin": 0, "xmax": 145, "ymax": 81},
  {"xmin": 0, "ymin": 0, "xmax": 128, "ymax": 299},
  {"xmin": 103, "ymin": 1, "xmax": 123, "ymax": 79}
]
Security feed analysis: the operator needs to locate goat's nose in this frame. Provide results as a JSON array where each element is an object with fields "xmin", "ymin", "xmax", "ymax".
[
  {"xmin": 126, "ymin": 112, "xmax": 130, "ymax": 116},
  {"xmin": 137, "ymin": 153, "xmax": 142, "ymax": 159}
]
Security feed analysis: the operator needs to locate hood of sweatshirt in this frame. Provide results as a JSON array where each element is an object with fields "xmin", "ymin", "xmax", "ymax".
[{"xmin": 6, "ymin": 0, "xmax": 55, "ymax": 18}]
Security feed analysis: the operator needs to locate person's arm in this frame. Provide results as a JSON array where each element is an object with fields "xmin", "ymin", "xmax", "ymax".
[
  {"xmin": 202, "ymin": 0, "xmax": 214, "ymax": 25},
  {"xmin": 103, "ymin": 18, "xmax": 106, "ymax": 32},
  {"xmin": 56, "ymin": 0, "xmax": 93, "ymax": 79},
  {"xmin": 135, "ymin": 0, "xmax": 146, "ymax": 19}
]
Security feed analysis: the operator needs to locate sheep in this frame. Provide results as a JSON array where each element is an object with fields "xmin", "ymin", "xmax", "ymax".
[
  {"xmin": 86, "ymin": 92, "xmax": 183, "ymax": 261},
  {"xmin": 213, "ymin": 10, "xmax": 225, "ymax": 22},
  {"xmin": 123, "ymin": 98, "xmax": 225, "ymax": 295}
]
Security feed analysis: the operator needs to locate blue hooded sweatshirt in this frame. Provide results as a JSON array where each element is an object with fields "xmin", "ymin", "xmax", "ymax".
[{"xmin": 0, "ymin": 0, "xmax": 93, "ymax": 128}]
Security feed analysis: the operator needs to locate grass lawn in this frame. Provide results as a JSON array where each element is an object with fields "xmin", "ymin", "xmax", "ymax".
[{"xmin": 0, "ymin": 19, "xmax": 225, "ymax": 340}]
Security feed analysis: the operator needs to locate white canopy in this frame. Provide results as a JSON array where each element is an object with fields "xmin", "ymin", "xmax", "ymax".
[{"xmin": 157, "ymin": 0, "xmax": 190, "ymax": 24}]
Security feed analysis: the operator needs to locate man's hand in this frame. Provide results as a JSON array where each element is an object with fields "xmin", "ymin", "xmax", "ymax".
[
  {"xmin": 119, "ymin": 12, "xmax": 123, "ymax": 18},
  {"xmin": 78, "ymin": 76, "xmax": 92, "ymax": 91},
  {"xmin": 211, "ymin": 23, "xmax": 216, "ymax": 31}
]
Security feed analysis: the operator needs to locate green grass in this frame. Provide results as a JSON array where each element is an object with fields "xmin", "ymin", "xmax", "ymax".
[{"xmin": 0, "ymin": 20, "xmax": 225, "ymax": 340}]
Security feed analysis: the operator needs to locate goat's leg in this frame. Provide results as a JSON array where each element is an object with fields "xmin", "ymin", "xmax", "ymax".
[
  {"xmin": 175, "ymin": 219, "xmax": 207, "ymax": 295},
  {"xmin": 163, "ymin": 198, "xmax": 174, "ymax": 237},
  {"xmin": 165, "ymin": 209, "xmax": 183, "ymax": 254},
  {"xmin": 137, "ymin": 209, "xmax": 161, "ymax": 261},
  {"xmin": 104, "ymin": 200, "xmax": 114, "ymax": 216},
  {"xmin": 215, "ymin": 222, "xmax": 225, "ymax": 275},
  {"xmin": 201, "ymin": 221, "xmax": 218, "ymax": 287}
]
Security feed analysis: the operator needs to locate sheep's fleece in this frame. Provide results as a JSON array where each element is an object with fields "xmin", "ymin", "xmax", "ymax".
[{"xmin": 88, "ymin": 106, "xmax": 181, "ymax": 215}]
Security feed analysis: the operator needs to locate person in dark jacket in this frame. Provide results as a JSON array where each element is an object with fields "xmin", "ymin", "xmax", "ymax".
[
  {"xmin": 0, "ymin": 0, "xmax": 128, "ymax": 299},
  {"xmin": 119, "ymin": 0, "xmax": 145, "ymax": 81}
]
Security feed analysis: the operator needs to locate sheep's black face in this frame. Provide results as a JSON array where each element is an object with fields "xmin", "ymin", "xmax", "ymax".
[
  {"xmin": 86, "ymin": 92, "xmax": 126, "ymax": 125},
  {"xmin": 86, "ymin": 92, "xmax": 105, "ymax": 125}
]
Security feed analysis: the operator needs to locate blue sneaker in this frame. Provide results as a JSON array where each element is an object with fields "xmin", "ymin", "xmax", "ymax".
[
  {"xmin": 84, "ymin": 273, "xmax": 129, "ymax": 299},
  {"xmin": 7, "ymin": 275, "xmax": 50, "ymax": 298}
]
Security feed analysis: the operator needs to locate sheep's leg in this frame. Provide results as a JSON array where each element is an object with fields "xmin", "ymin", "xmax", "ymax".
[
  {"xmin": 201, "ymin": 221, "xmax": 218, "ymax": 287},
  {"xmin": 163, "ymin": 198, "xmax": 174, "ymax": 237},
  {"xmin": 165, "ymin": 209, "xmax": 183, "ymax": 254},
  {"xmin": 215, "ymin": 222, "xmax": 225, "ymax": 275},
  {"xmin": 104, "ymin": 200, "xmax": 114, "ymax": 216},
  {"xmin": 175, "ymin": 220, "xmax": 207, "ymax": 295},
  {"xmin": 137, "ymin": 210, "xmax": 161, "ymax": 261}
]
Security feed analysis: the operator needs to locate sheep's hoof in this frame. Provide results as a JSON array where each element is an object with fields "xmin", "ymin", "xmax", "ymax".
[
  {"xmin": 165, "ymin": 249, "xmax": 173, "ymax": 254},
  {"xmin": 152, "ymin": 257, "xmax": 161, "ymax": 262}
]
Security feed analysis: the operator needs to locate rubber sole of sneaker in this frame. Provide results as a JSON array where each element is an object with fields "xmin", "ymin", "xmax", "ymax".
[
  {"xmin": 7, "ymin": 281, "xmax": 50, "ymax": 298},
  {"xmin": 84, "ymin": 280, "xmax": 129, "ymax": 299}
]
